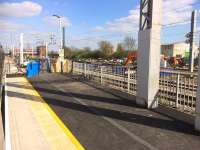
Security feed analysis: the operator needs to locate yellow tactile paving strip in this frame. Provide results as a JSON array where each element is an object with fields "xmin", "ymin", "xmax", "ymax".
[{"xmin": 7, "ymin": 77, "xmax": 85, "ymax": 150}]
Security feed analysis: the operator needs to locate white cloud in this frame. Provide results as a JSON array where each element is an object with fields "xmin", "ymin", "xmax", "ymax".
[
  {"xmin": 0, "ymin": 19, "xmax": 29, "ymax": 32},
  {"xmin": 92, "ymin": 7, "xmax": 139, "ymax": 34},
  {"xmin": 91, "ymin": 26, "xmax": 104, "ymax": 32},
  {"xmin": 163, "ymin": 0, "xmax": 196, "ymax": 25},
  {"xmin": 0, "ymin": 1, "xmax": 42, "ymax": 17},
  {"xmin": 92, "ymin": 0, "xmax": 197, "ymax": 34},
  {"xmin": 69, "ymin": 37, "xmax": 101, "ymax": 49},
  {"xmin": 43, "ymin": 16, "xmax": 71, "ymax": 27}
]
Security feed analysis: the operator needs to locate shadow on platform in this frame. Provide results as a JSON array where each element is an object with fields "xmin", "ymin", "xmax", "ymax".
[{"xmin": 6, "ymin": 83, "xmax": 200, "ymax": 137}]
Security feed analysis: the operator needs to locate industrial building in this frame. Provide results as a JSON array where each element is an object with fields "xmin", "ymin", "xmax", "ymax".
[{"xmin": 161, "ymin": 42, "xmax": 199, "ymax": 58}]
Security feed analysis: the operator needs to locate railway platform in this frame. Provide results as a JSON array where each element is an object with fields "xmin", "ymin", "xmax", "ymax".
[
  {"xmin": 3, "ymin": 57, "xmax": 200, "ymax": 150},
  {"xmin": 5, "ymin": 60, "xmax": 84, "ymax": 150}
]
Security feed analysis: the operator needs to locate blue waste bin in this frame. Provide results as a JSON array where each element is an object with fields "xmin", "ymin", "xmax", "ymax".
[{"xmin": 26, "ymin": 61, "xmax": 41, "ymax": 78}]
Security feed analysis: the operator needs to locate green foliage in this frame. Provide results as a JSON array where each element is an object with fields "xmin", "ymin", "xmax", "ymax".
[
  {"xmin": 48, "ymin": 51, "xmax": 59, "ymax": 58},
  {"xmin": 111, "ymin": 50, "xmax": 129, "ymax": 59},
  {"xmin": 116, "ymin": 43, "xmax": 125, "ymax": 52},
  {"xmin": 64, "ymin": 46, "xmax": 72, "ymax": 59},
  {"xmin": 61, "ymin": 39, "xmax": 136, "ymax": 60},
  {"xmin": 89, "ymin": 50, "xmax": 104, "ymax": 59},
  {"xmin": 70, "ymin": 49, "xmax": 104, "ymax": 60}
]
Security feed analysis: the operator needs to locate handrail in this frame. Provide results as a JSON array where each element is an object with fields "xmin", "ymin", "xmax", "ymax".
[{"xmin": 160, "ymin": 69, "xmax": 198, "ymax": 76}]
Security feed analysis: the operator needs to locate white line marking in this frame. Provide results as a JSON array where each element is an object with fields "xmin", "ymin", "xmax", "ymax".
[{"xmin": 71, "ymin": 95, "xmax": 159, "ymax": 150}]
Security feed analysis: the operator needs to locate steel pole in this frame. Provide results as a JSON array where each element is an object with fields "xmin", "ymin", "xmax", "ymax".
[
  {"xmin": 189, "ymin": 10, "xmax": 197, "ymax": 73},
  {"xmin": 45, "ymin": 42, "xmax": 48, "ymax": 58},
  {"xmin": 59, "ymin": 18, "xmax": 63, "ymax": 52},
  {"xmin": 20, "ymin": 33, "xmax": 24, "ymax": 65}
]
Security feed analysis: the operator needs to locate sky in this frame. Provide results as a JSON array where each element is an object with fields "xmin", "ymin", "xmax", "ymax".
[{"xmin": 0, "ymin": 0, "xmax": 200, "ymax": 51}]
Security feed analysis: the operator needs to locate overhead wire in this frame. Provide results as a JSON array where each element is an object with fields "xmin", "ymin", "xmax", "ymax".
[
  {"xmin": 69, "ymin": 16, "xmax": 200, "ymax": 43},
  {"xmin": 163, "ymin": 2, "xmax": 200, "ymax": 13}
]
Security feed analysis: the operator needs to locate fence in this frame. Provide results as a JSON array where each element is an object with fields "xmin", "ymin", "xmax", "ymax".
[
  {"xmin": 72, "ymin": 62, "xmax": 198, "ymax": 114},
  {"xmin": 0, "ymin": 47, "xmax": 5, "ymax": 140},
  {"xmin": 0, "ymin": 46, "xmax": 5, "ymax": 123},
  {"xmin": 0, "ymin": 47, "xmax": 4, "ymax": 85},
  {"xmin": 0, "ymin": 47, "xmax": 5, "ymax": 104},
  {"xmin": 73, "ymin": 62, "xmax": 137, "ymax": 95},
  {"xmin": 159, "ymin": 69, "xmax": 197, "ymax": 114}
]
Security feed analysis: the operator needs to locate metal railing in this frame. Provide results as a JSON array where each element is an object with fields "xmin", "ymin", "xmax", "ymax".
[
  {"xmin": 0, "ymin": 47, "xmax": 4, "ymax": 85},
  {"xmin": 159, "ymin": 70, "xmax": 198, "ymax": 114},
  {"xmin": 72, "ymin": 62, "xmax": 198, "ymax": 114},
  {"xmin": 0, "ymin": 48, "xmax": 5, "ymax": 101},
  {"xmin": 0, "ymin": 47, "xmax": 5, "ymax": 140},
  {"xmin": 73, "ymin": 62, "xmax": 137, "ymax": 95}
]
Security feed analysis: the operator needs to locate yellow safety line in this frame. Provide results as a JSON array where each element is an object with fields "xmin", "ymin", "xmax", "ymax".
[{"xmin": 24, "ymin": 77, "xmax": 85, "ymax": 150}]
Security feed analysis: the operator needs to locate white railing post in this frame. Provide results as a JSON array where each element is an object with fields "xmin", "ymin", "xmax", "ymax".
[
  {"xmin": 127, "ymin": 67, "xmax": 130, "ymax": 93},
  {"xmin": 8, "ymin": 62, "xmax": 10, "ymax": 74},
  {"xmin": 84, "ymin": 63, "xmax": 86, "ymax": 77},
  {"xmin": 101, "ymin": 66, "xmax": 103, "ymax": 85},
  {"xmin": 73, "ymin": 62, "xmax": 76, "ymax": 74},
  {"xmin": 176, "ymin": 73, "xmax": 180, "ymax": 108},
  {"xmin": 72, "ymin": 61, "xmax": 74, "ymax": 74}
]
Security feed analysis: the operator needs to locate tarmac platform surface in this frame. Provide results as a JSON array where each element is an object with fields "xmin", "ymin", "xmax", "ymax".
[{"xmin": 29, "ymin": 73, "xmax": 200, "ymax": 150}]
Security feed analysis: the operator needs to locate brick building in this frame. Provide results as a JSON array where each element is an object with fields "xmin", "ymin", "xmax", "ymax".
[
  {"xmin": 36, "ymin": 46, "xmax": 47, "ymax": 59},
  {"xmin": 14, "ymin": 45, "xmax": 47, "ymax": 59}
]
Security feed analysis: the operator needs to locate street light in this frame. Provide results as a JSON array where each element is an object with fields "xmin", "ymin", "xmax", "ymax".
[
  {"xmin": 52, "ymin": 14, "xmax": 63, "ymax": 52},
  {"xmin": 52, "ymin": 14, "xmax": 64, "ymax": 73}
]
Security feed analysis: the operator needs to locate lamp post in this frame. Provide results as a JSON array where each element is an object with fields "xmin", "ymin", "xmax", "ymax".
[
  {"xmin": 20, "ymin": 33, "xmax": 24, "ymax": 65},
  {"xmin": 52, "ymin": 14, "xmax": 63, "ymax": 52},
  {"xmin": 52, "ymin": 14, "xmax": 64, "ymax": 73}
]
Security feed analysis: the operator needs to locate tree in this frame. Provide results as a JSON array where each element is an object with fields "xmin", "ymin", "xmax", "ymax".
[
  {"xmin": 48, "ymin": 51, "xmax": 59, "ymax": 58},
  {"xmin": 110, "ymin": 43, "xmax": 126, "ymax": 59},
  {"xmin": 83, "ymin": 47, "xmax": 91, "ymax": 52},
  {"xmin": 123, "ymin": 36, "xmax": 136, "ymax": 51},
  {"xmin": 90, "ymin": 50, "xmax": 104, "ymax": 59},
  {"xmin": 64, "ymin": 46, "xmax": 72, "ymax": 59},
  {"xmin": 112, "ymin": 51, "xmax": 129, "ymax": 59},
  {"xmin": 70, "ymin": 50, "xmax": 84, "ymax": 60},
  {"xmin": 98, "ymin": 41, "xmax": 114, "ymax": 58},
  {"xmin": 69, "ymin": 47, "xmax": 93, "ymax": 60},
  {"xmin": 116, "ymin": 43, "xmax": 125, "ymax": 52},
  {"xmin": 80, "ymin": 47, "xmax": 92, "ymax": 58}
]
